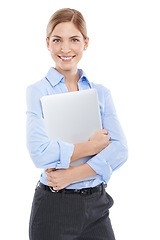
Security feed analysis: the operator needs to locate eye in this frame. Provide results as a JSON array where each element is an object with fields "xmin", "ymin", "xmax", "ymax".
[
  {"xmin": 72, "ymin": 38, "xmax": 79, "ymax": 42},
  {"xmin": 53, "ymin": 39, "xmax": 60, "ymax": 43}
]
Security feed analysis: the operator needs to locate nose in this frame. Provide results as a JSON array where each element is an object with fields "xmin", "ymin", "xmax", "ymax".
[{"xmin": 61, "ymin": 41, "xmax": 71, "ymax": 53}]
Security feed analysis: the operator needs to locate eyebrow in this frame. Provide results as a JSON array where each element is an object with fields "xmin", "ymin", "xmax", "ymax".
[{"xmin": 51, "ymin": 35, "xmax": 81, "ymax": 39}]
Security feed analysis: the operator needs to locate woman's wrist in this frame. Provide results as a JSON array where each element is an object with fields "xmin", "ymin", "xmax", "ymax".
[{"xmin": 70, "ymin": 163, "xmax": 97, "ymax": 182}]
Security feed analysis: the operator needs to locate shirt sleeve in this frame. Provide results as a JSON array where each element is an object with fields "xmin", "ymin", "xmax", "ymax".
[
  {"xmin": 87, "ymin": 89, "xmax": 128, "ymax": 183},
  {"xmin": 26, "ymin": 85, "xmax": 74, "ymax": 170}
]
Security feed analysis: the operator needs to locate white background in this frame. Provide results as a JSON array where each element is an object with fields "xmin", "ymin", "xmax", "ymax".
[{"xmin": 0, "ymin": 0, "xmax": 160, "ymax": 239}]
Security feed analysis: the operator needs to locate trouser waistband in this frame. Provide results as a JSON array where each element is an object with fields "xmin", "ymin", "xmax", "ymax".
[{"xmin": 38, "ymin": 181, "xmax": 107, "ymax": 194}]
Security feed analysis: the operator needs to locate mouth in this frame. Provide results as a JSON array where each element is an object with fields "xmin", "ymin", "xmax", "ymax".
[{"xmin": 57, "ymin": 55, "xmax": 76, "ymax": 62}]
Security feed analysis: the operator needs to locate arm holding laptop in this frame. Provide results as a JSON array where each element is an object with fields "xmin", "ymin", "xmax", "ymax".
[
  {"xmin": 46, "ymin": 129, "xmax": 111, "ymax": 189},
  {"xmin": 46, "ymin": 90, "xmax": 128, "ymax": 190}
]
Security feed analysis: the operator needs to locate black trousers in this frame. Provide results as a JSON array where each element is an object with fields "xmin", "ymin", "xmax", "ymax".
[{"xmin": 29, "ymin": 183, "xmax": 116, "ymax": 240}]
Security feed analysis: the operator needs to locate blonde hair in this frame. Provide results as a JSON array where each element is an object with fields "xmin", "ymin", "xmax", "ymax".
[{"xmin": 46, "ymin": 8, "xmax": 87, "ymax": 40}]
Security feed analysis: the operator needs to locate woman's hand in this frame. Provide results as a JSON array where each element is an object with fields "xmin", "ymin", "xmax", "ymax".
[
  {"xmin": 89, "ymin": 129, "xmax": 111, "ymax": 155},
  {"xmin": 45, "ymin": 166, "xmax": 74, "ymax": 190}
]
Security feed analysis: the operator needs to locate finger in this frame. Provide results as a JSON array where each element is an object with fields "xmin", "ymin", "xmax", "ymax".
[
  {"xmin": 47, "ymin": 181, "xmax": 54, "ymax": 187},
  {"xmin": 102, "ymin": 129, "xmax": 108, "ymax": 134},
  {"xmin": 47, "ymin": 179, "xmax": 57, "ymax": 185},
  {"xmin": 46, "ymin": 172, "xmax": 52, "ymax": 177},
  {"xmin": 46, "ymin": 175, "xmax": 52, "ymax": 181},
  {"xmin": 106, "ymin": 135, "xmax": 111, "ymax": 140},
  {"xmin": 45, "ymin": 168, "xmax": 56, "ymax": 173},
  {"xmin": 46, "ymin": 172, "xmax": 56, "ymax": 181},
  {"xmin": 47, "ymin": 182, "xmax": 60, "ymax": 190}
]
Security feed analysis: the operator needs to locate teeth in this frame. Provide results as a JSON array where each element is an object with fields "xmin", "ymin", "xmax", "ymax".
[{"xmin": 60, "ymin": 56, "xmax": 73, "ymax": 60}]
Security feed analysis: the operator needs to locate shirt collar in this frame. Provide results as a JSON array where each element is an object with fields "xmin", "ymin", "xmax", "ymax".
[{"xmin": 45, "ymin": 67, "xmax": 91, "ymax": 88}]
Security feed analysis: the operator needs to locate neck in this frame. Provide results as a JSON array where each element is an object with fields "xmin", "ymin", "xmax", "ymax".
[{"xmin": 55, "ymin": 67, "xmax": 79, "ymax": 85}]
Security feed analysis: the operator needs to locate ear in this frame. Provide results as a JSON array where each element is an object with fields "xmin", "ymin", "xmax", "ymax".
[
  {"xmin": 84, "ymin": 37, "xmax": 89, "ymax": 51},
  {"xmin": 46, "ymin": 37, "xmax": 50, "ymax": 50}
]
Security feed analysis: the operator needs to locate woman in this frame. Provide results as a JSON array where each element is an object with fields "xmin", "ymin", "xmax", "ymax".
[{"xmin": 26, "ymin": 8, "xmax": 128, "ymax": 240}]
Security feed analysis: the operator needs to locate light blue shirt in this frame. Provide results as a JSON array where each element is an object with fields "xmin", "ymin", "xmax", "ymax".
[{"xmin": 26, "ymin": 67, "xmax": 128, "ymax": 189}]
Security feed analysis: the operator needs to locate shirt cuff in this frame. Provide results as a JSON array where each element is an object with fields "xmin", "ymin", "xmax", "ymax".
[
  {"xmin": 87, "ymin": 154, "xmax": 112, "ymax": 183},
  {"xmin": 56, "ymin": 140, "xmax": 74, "ymax": 169}
]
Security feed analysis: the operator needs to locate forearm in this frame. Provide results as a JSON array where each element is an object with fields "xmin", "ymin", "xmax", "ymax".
[
  {"xmin": 86, "ymin": 142, "xmax": 128, "ymax": 183},
  {"xmin": 93, "ymin": 141, "xmax": 128, "ymax": 171},
  {"xmin": 70, "ymin": 163, "xmax": 97, "ymax": 182},
  {"xmin": 70, "ymin": 141, "xmax": 95, "ymax": 163}
]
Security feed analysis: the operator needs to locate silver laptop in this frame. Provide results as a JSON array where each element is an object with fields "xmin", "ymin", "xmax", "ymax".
[{"xmin": 41, "ymin": 89, "xmax": 102, "ymax": 182}]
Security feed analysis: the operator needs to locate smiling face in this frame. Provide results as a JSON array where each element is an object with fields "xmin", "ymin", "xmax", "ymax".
[{"xmin": 46, "ymin": 22, "xmax": 89, "ymax": 74}]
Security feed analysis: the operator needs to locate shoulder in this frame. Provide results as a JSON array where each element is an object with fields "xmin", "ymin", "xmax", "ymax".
[
  {"xmin": 26, "ymin": 77, "xmax": 49, "ymax": 99},
  {"xmin": 26, "ymin": 77, "xmax": 50, "ymax": 115}
]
